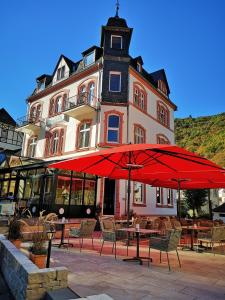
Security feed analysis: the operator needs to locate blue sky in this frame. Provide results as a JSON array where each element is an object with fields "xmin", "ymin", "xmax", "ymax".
[{"xmin": 1, "ymin": 0, "xmax": 225, "ymax": 120}]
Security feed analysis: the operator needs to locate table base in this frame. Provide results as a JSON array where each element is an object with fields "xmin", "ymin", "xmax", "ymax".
[
  {"xmin": 123, "ymin": 256, "xmax": 152, "ymax": 265},
  {"xmin": 53, "ymin": 242, "xmax": 74, "ymax": 248}
]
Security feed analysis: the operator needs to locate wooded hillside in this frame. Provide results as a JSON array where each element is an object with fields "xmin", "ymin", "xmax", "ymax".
[{"xmin": 175, "ymin": 113, "xmax": 225, "ymax": 168}]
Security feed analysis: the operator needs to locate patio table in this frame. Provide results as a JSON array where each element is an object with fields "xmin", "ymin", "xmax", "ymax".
[
  {"xmin": 51, "ymin": 220, "xmax": 80, "ymax": 248},
  {"xmin": 118, "ymin": 228, "xmax": 161, "ymax": 265},
  {"xmin": 182, "ymin": 225, "xmax": 211, "ymax": 250}
]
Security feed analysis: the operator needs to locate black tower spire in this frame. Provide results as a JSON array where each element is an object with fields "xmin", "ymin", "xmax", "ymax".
[{"xmin": 115, "ymin": 0, "xmax": 119, "ymax": 17}]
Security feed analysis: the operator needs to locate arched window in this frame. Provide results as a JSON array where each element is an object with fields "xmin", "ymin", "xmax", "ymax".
[
  {"xmin": 78, "ymin": 121, "xmax": 91, "ymax": 148},
  {"xmin": 52, "ymin": 131, "xmax": 59, "ymax": 154},
  {"xmin": 27, "ymin": 137, "xmax": 37, "ymax": 158},
  {"xmin": 49, "ymin": 91, "xmax": 68, "ymax": 117},
  {"xmin": 107, "ymin": 115, "xmax": 120, "ymax": 143},
  {"xmin": 157, "ymin": 134, "xmax": 170, "ymax": 144},
  {"xmin": 55, "ymin": 96, "xmax": 62, "ymax": 113},
  {"xmin": 29, "ymin": 103, "xmax": 42, "ymax": 122},
  {"xmin": 134, "ymin": 125, "xmax": 146, "ymax": 144},
  {"xmin": 78, "ymin": 85, "xmax": 86, "ymax": 104},
  {"xmin": 157, "ymin": 101, "xmax": 169, "ymax": 127},
  {"xmin": 133, "ymin": 83, "xmax": 147, "ymax": 111},
  {"xmin": 88, "ymin": 82, "xmax": 95, "ymax": 105}
]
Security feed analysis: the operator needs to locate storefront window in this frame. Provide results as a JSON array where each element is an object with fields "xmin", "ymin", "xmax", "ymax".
[
  {"xmin": 70, "ymin": 178, "xmax": 83, "ymax": 205},
  {"xmin": 24, "ymin": 179, "xmax": 32, "ymax": 199},
  {"xmin": 56, "ymin": 173, "xmax": 71, "ymax": 205},
  {"xmin": 84, "ymin": 180, "xmax": 96, "ymax": 206}
]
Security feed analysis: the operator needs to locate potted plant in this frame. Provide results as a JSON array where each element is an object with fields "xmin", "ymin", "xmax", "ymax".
[
  {"xmin": 8, "ymin": 218, "xmax": 22, "ymax": 249},
  {"xmin": 29, "ymin": 231, "xmax": 47, "ymax": 269}
]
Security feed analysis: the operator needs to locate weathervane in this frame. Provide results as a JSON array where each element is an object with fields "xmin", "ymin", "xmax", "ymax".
[{"xmin": 115, "ymin": 0, "xmax": 119, "ymax": 17}]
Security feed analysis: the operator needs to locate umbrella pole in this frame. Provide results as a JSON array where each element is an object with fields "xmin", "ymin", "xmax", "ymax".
[
  {"xmin": 127, "ymin": 166, "xmax": 131, "ymax": 228},
  {"xmin": 177, "ymin": 180, "xmax": 181, "ymax": 220}
]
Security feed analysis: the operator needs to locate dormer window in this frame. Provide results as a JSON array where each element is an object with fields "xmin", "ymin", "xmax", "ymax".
[
  {"xmin": 57, "ymin": 66, "xmax": 65, "ymax": 80},
  {"xmin": 158, "ymin": 80, "xmax": 167, "ymax": 95},
  {"xmin": 37, "ymin": 80, "xmax": 45, "ymax": 91},
  {"xmin": 84, "ymin": 51, "xmax": 95, "ymax": 67},
  {"xmin": 111, "ymin": 35, "xmax": 122, "ymax": 49},
  {"xmin": 137, "ymin": 63, "xmax": 142, "ymax": 72}
]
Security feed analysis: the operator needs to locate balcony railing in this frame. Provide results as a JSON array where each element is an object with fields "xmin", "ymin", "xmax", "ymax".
[
  {"xmin": 16, "ymin": 114, "xmax": 41, "ymax": 128},
  {"xmin": 63, "ymin": 93, "xmax": 98, "ymax": 112}
]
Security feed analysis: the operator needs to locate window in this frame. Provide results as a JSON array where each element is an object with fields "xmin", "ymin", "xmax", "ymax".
[
  {"xmin": 78, "ymin": 85, "xmax": 87, "ymax": 104},
  {"xmin": 36, "ymin": 105, "xmax": 41, "ymax": 121},
  {"xmin": 55, "ymin": 96, "xmax": 63, "ymax": 113},
  {"xmin": 84, "ymin": 52, "xmax": 95, "ymax": 67},
  {"xmin": 134, "ymin": 125, "xmax": 145, "ymax": 144},
  {"xmin": 57, "ymin": 66, "xmax": 65, "ymax": 80},
  {"xmin": 52, "ymin": 132, "xmax": 59, "ymax": 154},
  {"xmin": 133, "ymin": 182, "xmax": 145, "ymax": 205},
  {"xmin": 107, "ymin": 115, "xmax": 120, "ymax": 143},
  {"xmin": 78, "ymin": 122, "xmax": 90, "ymax": 148},
  {"xmin": 133, "ymin": 84, "xmax": 147, "ymax": 111},
  {"xmin": 27, "ymin": 137, "xmax": 37, "ymax": 158},
  {"xmin": 137, "ymin": 63, "xmax": 141, "ymax": 72},
  {"xmin": 157, "ymin": 134, "xmax": 170, "ymax": 144},
  {"xmin": 167, "ymin": 189, "xmax": 173, "ymax": 206},
  {"xmin": 156, "ymin": 187, "xmax": 163, "ymax": 205},
  {"xmin": 109, "ymin": 72, "xmax": 121, "ymax": 92},
  {"xmin": 157, "ymin": 102, "xmax": 169, "ymax": 127},
  {"xmin": 111, "ymin": 35, "xmax": 122, "ymax": 49},
  {"xmin": 158, "ymin": 80, "xmax": 167, "ymax": 94},
  {"xmin": 88, "ymin": 83, "xmax": 95, "ymax": 104}
]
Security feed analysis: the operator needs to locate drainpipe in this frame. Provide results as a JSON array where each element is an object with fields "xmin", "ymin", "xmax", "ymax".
[{"xmin": 95, "ymin": 62, "xmax": 102, "ymax": 148}]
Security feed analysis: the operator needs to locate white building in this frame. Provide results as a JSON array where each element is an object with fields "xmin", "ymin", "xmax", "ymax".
[{"xmin": 15, "ymin": 13, "xmax": 178, "ymax": 218}]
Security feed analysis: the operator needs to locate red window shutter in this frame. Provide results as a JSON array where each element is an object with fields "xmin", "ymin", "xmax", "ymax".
[
  {"xmin": 44, "ymin": 132, "xmax": 51, "ymax": 157},
  {"xmin": 49, "ymin": 99, "xmax": 54, "ymax": 117},
  {"xmin": 59, "ymin": 129, "xmax": 64, "ymax": 154}
]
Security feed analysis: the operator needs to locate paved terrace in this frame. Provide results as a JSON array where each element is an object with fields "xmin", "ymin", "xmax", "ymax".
[{"xmin": 50, "ymin": 237, "xmax": 225, "ymax": 300}]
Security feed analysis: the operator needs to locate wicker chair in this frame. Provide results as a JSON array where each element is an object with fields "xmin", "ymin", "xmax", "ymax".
[
  {"xmin": 197, "ymin": 226, "xmax": 225, "ymax": 255},
  {"xmin": 148, "ymin": 229, "xmax": 182, "ymax": 271},
  {"xmin": 100, "ymin": 218, "xmax": 128, "ymax": 259},
  {"xmin": 69, "ymin": 219, "xmax": 96, "ymax": 252}
]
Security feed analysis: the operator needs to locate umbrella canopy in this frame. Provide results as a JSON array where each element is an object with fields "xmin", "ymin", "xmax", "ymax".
[{"xmin": 49, "ymin": 144, "xmax": 225, "ymax": 223}]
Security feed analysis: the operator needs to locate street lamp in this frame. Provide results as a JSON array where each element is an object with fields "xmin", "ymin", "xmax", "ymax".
[{"xmin": 46, "ymin": 227, "xmax": 55, "ymax": 268}]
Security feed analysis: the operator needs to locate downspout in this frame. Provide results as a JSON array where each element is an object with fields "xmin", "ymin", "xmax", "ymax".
[{"xmin": 95, "ymin": 61, "xmax": 102, "ymax": 148}]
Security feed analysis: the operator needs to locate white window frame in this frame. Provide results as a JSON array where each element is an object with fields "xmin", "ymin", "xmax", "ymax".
[
  {"xmin": 109, "ymin": 71, "xmax": 121, "ymax": 92},
  {"xmin": 167, "ymin": 189, "xmax": 173, "ymax": 206},
  {"xmin": 84, "ymin": 51, "xmax": 95, "ymax": 67},
  {"xmin": 133, "ymin": 182, "xmax": 144, "ymax": 205},
  {"xmin": 52, "ymin": 131, "xmax": 59, "ymax": 154},
  {"xmin": 111, "ymin": 35, "xmax": 123, "ymax": 49},
  {"xmin": 57, "ymin": 66, "xmax": 65, "ymax": 81},
  {"xmin": 137, "ymin": 62, "xmax": 141, "ymax": 72},
  {"xmin": 29, "ymin": 137, "xmax": 37, "ymax": 158},
  {"xmin": 134, "ymin": 126, "xmax": 145, "ymax": 144},
  {"xmin": 79, "ymin": 122, "xmax": 90, "ymax": 149},
  {"xmin": 107, "ymin": 114, "xmax": 120, "ymax": 143}
]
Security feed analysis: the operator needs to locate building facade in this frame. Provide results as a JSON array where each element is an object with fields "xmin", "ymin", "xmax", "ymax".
[{"xmin": 14, "ymin": 14, "xmax": 177, "ymax": 218}]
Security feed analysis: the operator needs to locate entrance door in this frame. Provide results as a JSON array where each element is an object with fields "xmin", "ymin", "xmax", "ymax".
[{"xmin": 103, "ymin": 179, "xmax": 115, "ymax": 215}]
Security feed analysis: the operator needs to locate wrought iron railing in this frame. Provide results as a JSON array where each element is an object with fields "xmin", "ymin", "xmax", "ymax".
[
  {"xmin": 16, "ymin": 114, "xmax": 41, "ymax": 128},
  {"xmin": 63, "ymin": 92, "xmax": 98, "ymax": 112}
]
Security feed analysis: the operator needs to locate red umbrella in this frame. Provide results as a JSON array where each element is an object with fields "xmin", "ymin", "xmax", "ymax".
[{"xmin": 49, "ymin": 144, "xmax": 224, "ymax": 224}]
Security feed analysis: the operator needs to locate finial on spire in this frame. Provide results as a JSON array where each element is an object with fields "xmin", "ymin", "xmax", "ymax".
[{"xmin": 115, "ymin": 0, "xmax": 119, "ymax": 17}]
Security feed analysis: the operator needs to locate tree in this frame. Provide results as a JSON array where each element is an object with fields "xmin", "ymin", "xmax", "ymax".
[{"xmin": 183, "ymin": 189, "xmax": 208, "ymax": 218}]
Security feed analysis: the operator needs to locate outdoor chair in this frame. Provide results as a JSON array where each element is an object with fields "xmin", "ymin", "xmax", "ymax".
[
  {"xmin": 100, "ymin": 218, "xmax": 128, "ymax": 259},
  {"xmin": 197, "ymin": 226, "xmax": 225, "ymax": 255},
  {"xmin": 69, "ymin": 219, "xmax": 96, "ymax": 252},
  {"xmin": 161, "ymin": 220, "xmax": 173, "ymax": 235},
  {"xmin": 148, "ymin": 229, "xmax": 182, "ymax": 271}
]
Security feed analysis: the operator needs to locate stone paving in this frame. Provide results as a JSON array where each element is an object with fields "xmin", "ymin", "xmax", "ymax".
[{"xmin": 51, "ymin": 239, "xmax": 225, "ymax": 300}]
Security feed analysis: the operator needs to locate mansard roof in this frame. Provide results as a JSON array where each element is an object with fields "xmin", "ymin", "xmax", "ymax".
[
  {"xmin": 106, "ymin": 16, "xmax": 128, "ymax": 28},
  {"xmin": 0, "ymin": 108, "xmax": 16, "ymax": 127},
  {"xmin": 150, "ymin": 69, "xmax": 170, "ymax": 94},
  {"xmin": 52, "ymin": 54, "xmax": 77, "ymax": 77}
]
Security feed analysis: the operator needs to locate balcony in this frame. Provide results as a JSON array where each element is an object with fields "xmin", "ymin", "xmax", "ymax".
[
  {"xmin": 63, "ymin": 93, "xmax": 98, "ymax": 120},
  {"xmin": 16, "ymin": 115, "xmax": 41, "ymax": 135}
]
